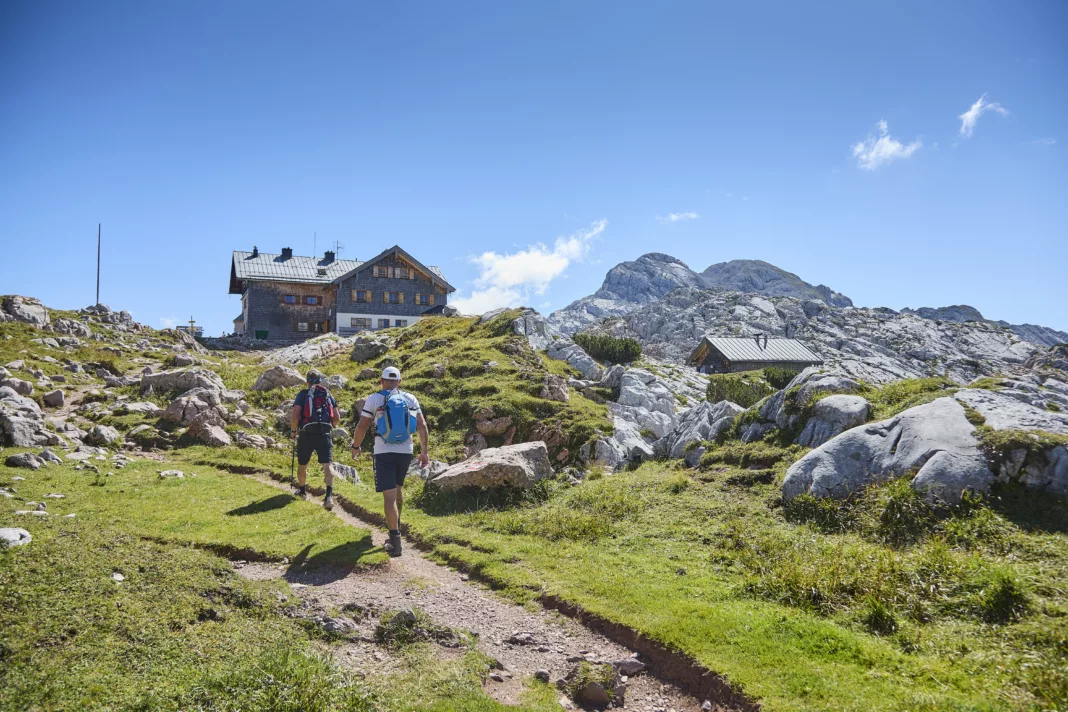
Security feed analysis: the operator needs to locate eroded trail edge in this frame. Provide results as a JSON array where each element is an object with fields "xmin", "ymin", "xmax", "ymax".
[{"xmin": 217, "ymin": 462, "xmax": 759, "ymax": 712}]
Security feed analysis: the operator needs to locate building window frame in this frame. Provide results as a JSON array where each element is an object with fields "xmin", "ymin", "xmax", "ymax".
[
  {"xmin": 283, "ymin": 295, "xmax": 297, "ymax": 304},
  {"xmin": 296, "ymin": 322, "xmax": 309, "ymax": 332},
  {"xmin": 378, "ymin": 318, "xmax": 390, "ymax": 329},
  {"xmin": 351, "ymin": 289, "xmax": 371, "ymax": 303},
  {"xmin": 395, "ymin": 319, "xmax": 408, "ymax": 328},
  {"xmin": 373, "ymin": 265, "xmax": 390, "ymax": 278},
  {"xmin": 304, "ymin": 295, "xmax": 321, "ymax": 306},
  {"xmin": 350, "ymin": 317, "xmax": 371, "ymax": 330}
]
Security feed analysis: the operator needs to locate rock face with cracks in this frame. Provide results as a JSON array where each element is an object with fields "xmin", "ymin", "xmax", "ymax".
[{"xmin": 252, "ymin": 365, "xmax": 305, "ymax": 391}]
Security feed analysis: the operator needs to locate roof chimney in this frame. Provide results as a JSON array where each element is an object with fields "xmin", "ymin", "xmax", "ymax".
[
  {"xmin": 251, "ymin": 245, "xmax": 259, "ymax": 257},
  {"xmin": 324, "ymin": 250, "xmax": 335, "ymax": 263},
  {"xmin": 754, "ymin": 332, "xmax": 764, "ymax": 350},
  {"xmin": 281, "ymin": 247, "xmax": 293, "ymax": 259}
]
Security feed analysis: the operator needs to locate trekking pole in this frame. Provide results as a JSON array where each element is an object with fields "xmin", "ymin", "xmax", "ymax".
[{"xmin": 290, "ymin": 437, "xmax": 296, "ymax": 484}]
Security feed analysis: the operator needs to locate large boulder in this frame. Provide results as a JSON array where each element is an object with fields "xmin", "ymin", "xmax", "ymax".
[
  {"xmin": 540, "ymin": 374, "xmax": 570, "ymax": 403},
  {"xmin": 1, "ymin": 378, "xmax": 33, "ymax": 396},
  {"xmin": 349, "ymin": 334, "xmax": 391, "ymax": 363},
  {"xmin": 795, "ymin": 395, "xmax": 872, "ymax": 448},
  {"xmin": 6, "ymin": 452, "xmax": 43, "ymax": 470},
  {"xmin": 661, "ymin": 399, "xmax": 744, "ymax": 459},
  {"xmin": 188, "ymin": 410, "xmax": 232, "ymax": 447},
  {"xmin": 617, "ymin": 369, "xmax": 676, "ymax": 417},
  {"xmin": 141, "ymin": 367, "xmax": 225, "ymax": 394},
  {"xmin": 263, "ymin": 334, "xmax": 355, "ymax": 366},
  {"xmin": 512, "ymin": 309, "xmax": 557, "ymax": 351},
  {"xmin": 431, "ymin": 442, "xmax": 552, "ymax": 490},
  {"xmin": 782, "ymin": 398, "xmax": 992, "ymax": 505},
  {"xmin": 1, "ymin": 528, "xmax": 32, "ymax": 547},
  {"xmin": 84, "ymin": 424, "xmax": 121, "ymax": 446},
  {"xmin": 162, "ymin": 388, "xmax": 225, "ymax": 424},
  {"xmin": 599, "ymin": 364, "xmax": 626, "ymax": 390},
  {"xmin": 235, "ymin": 431, "xmax": 267, "ymax": 449},
  {"xmin": 586, "ymin": 416, "xmax": 655, "ymax": 468},
  {"xmin": 0, "ymin": 387, "xmax": 57, "ymax": 447},
  {"xmin": 2, "ymin": 296, "xmax": 49, "ymax": 328},
  {"xmin": 43, "ymin": 390, "xmax": 65, "ymax": 408},
  {"xmin": 547, "ymin": 339, "xmax": 604, "ymax": 381},
  {"xmin": 252, "ymin": 365, "xmax": 305, "ymax": 391}
]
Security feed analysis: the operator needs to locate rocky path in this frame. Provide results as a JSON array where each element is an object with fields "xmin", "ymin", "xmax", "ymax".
[{"xmin": 240, "ymin": 473, "xmax": 729, "ymax": 712}]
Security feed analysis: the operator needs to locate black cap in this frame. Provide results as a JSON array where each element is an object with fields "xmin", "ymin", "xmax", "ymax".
[{"xmin": 306, "ymin": 369, "xmax": 323, "ymax": 384}]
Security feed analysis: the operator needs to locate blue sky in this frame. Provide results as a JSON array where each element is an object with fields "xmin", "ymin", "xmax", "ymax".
[{"xmin": 2, "ymin": 1, "xmax": 1065, "ymax": 335}]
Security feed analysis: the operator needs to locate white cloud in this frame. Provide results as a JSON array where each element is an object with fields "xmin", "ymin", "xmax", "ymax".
[
  {"xmin": 160, "ymin": 317, "xmax": 177, "ymax": 328},
  {"xmin": 958, "ymin": 93, "xmax": 1010, "ymax": 139},
  {"xmin": 851, "ymin": 120, "xmax": 922, "ymax": 170},
  {"xmin": 656, "ymin": 212, "xmax": 699, "ymax": 223},
  {"xmin": 450, "ymin": 220, "xmax": 607, "ymax": 314},
  {"xmin": 1031, "ymin": 137, "xmax": 1057, "ymax": 146}
]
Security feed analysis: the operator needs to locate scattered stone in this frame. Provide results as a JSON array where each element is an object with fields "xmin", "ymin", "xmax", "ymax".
[
  {"xmin": 1, "ymin": 528, "xmax": 32, "ymax": 547},
  {"xmin": 252, "ymin": 365, "xmax": 306, "ymax": 391},
  {"xmin": 350, "ymin": 334, "xmax": 391, "ymax": 363},
  {"xmin": 534, "ymin": 669, "xmax": 551, "ymax": 683},
  {"xmin": 38, "ymin": 449, "xmax": 63, "ymax": 464},
  {"xmin": 2, "ymin": 296, "xmax": 49, "ymax": 328},
  {"xmin": 0, "ymin": 378, "xmax": 33, "ymax": 396},
  {"xmin": 84, "ymin": 424, "xmax": 121, "ymax": 446},
  {"xmin": 235, "ymin": 431, "xmax": 268, "ymax": 450},
  {"xmin": 159, "ymin": 469, "xmax": 185, "ymax": 478},
  {"xmin": 43, "ymin": 389, "xmax": 65, "ymax": 407},
  {"xmin": 188, "ymin": 410, "xmax": 232, "ymax": 447},
  {"xmin": 540, "ymin": 374, "xmax": 570, "ymax": 403},
  {"xmin": 111, "ymin": 572, "xmax": 125, "ymax": 582}
]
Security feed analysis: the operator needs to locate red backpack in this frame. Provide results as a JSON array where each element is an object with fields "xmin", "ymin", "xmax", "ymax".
[{"xmin": 300, "ymin": 384, "xmax": 336, "ymax": 434}]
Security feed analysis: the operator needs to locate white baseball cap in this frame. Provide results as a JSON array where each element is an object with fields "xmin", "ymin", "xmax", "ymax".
[{"xmin": 381, "ymin": 366, "xmax": 401, "ymax": 380}]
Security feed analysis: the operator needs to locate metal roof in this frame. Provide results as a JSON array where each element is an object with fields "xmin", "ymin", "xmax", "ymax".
[
  {"xmin": 702, "ymin": 336, "xmax": 823, "ymax": 363},
  {"xmin": 332, "ymin": 245, "xmax": 456, "ymax": 292},
  {"xmin": 232, "ymin": 251, "xmax": 362, "ymax": 284}
]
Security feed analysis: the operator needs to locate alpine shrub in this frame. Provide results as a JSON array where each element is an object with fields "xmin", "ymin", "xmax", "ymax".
[
  {"xmin": 707, "ymin": 374, "xmax": 774, "ymax": 408},
  {"xmin": 763, "ymin": 366, "xmax": 801, "ymax": 390},
  {"xmin": 573, "ymin": 333, "xmax": 642, "ymax": 364}
]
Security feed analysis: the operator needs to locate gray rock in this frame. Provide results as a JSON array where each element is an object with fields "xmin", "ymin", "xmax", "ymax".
[
  {"xmin": 5, "ymin": 360, "xmax": 26, "ymax": 371},
  {"xmin": 685, "ymin": 445, "xmax": 707, "ymax": 468},
  {"xmin": 2, "ymin": 296, "xmax": 49, "ymax": 327},
  {"xmin": 358, "ymin": 367, "xmax": 379, "ymax": 380},
  {"xmin": 954, "ymin": 388, "xmax": 1068, "ymax": 435},
  {"xmin": 332, "ymin": 463, "xmax": 361, "ymax": 484},
  {"xmin": 6, "ymin": 452, "xmax": 43, "ymax": 470},
  {"xmin": 442, "ymin": 305, "xmax": 460, "ymax": 317},
  {"xmin": 331, "ymin": 427, "xmax": 350, "ymax": 444},
  {"xmin": 235, "ymin": 431, "xmax": 268, "ymax": 449},
  {"xmin": 119, "ymin": 401, "xmax": 162, "ymax": 415},
  {"xmin": 141, "ymin": 367, "xmax": 225, "ymax": 394},
  {"xmin": 38, "ymin": 449, "xmax": 63, "ymax": 464},
  {"xmin": 163, "ymin": 391, "xmax": 221, "ymax": 424},
  {"xmin": 252, "ymin": 365, "xmax": 305, "ymax": 391},
  {"xmin": 513, "ymin": 309, "xmax": 558, "ymax": 351},
  {"xmin": 51, "ymin": 317, "xmax": 92, "ymax": 338},
  {"xmin": 432, "ymin": 442, "xmax": 553, "ymax": 490},
  {"xmin": 159, "ymin": 469, "xmax": 184, "ymax": 478},
  {"xmin": 43, "ymin": 389, "xmax": 65, "ymax": 408},
  {"xmin": 547, "ymin": 339, "xmax": 604, "ymax": 381},
  {"xmin": 598, "ymin": 364, "xmax": 625, "ymax": 390},
  {"xmin": 84, "ymin": 424, "xmax": 121, "ymax": 446},
  {"xmin": 540, "ymin": 374, "xmax": 570, "ymax": 403},
  {"xmin": 188, "ymin": 410, "xmax": 232, "ymax": 447},
  {"xmin": 411, "ymin": 459, "xmax": 449, "ymax": 480},
  {"xmin": 795, "ymin": 395, "xmax": 871, "ymax": 448},
  {"xmin": 323, "ymin": 374, "xmax": 348, "ymax": 389},
  {"xmin": 661, "ymin": 399, "xmax": 744, "ymax": 458},
  {"xmin": 1, "ymin": 378, "xmax": 33, "ymax": 396},
  {"xmin": 349, "ymin": 334, "xmax": 391, "ymax": 363},
  {"xmin": 783, "ymin": 398, "xmax": 991, "ymax": 505},
  {"xmin": 1, "ymin": 528, "xmax": 32, "ymax": 547},
  {"xmin": 174, "ymin": 353, "xmax": 196, "ymax": 367}
]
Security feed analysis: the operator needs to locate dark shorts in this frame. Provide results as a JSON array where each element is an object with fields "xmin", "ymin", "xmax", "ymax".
[
  {"xmin": 374, "ymin": 452, "xmax": 413, "ymax": 492},
  {"xmin": 297, "ymin": 432, "xmax": 333, "ymax": 465}
]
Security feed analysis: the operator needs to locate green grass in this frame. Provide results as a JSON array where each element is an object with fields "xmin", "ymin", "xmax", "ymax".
[
  {"xmin": 707, "ymin": 370, "xmax": 776, "ymax": 408},
  {"xmin": 196, "ymin": 444, "xmax": 1068, "ymax": 712}
]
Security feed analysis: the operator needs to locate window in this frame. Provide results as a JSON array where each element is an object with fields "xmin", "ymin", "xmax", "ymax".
[
  {"xmin": 378, "ymin": 319, "xmax": 390, "ymax": 329},
  {"xmin": 415, "ymin": 293, "xmax": 435, "ymax": 306},
  {"xmin": 313, "ymin": 322, "xmax": 323, "ymax": 333},
  {"xmin": 296, "ymin": 322, "xmax": 308, "ymax": 332},
  {"xmin": 383, "ymin": 291, "xmax": 404, "ymax": 304},
  {"xmin": 373, "ymin": 265, "xmax": 390, "ymax": 278},
  {"xmin": 304, "ymin": 295, "xmax": 321, "ymax": 306},
  {"xmin": 394, "ymin": 267, "xmax": 408, "ymax": 279},
  {"xmin": 395, "ymin": 319, "xmax": 408, "ymax": 328},
  {"xmin": 351, "ymin": 290, "xmax": 371, "ymax": 303},
  {"xmin": 350, "ymin": 317, "xmax": 371, "ymax": 330},
  {"xmin": 283, "ymin": 295, "xmax": 296, "ymax": 304}
]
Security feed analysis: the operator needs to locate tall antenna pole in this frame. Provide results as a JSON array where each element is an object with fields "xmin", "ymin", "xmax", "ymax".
[
  {"xmin": 313, "ymin": 231, "xmax": 317, "ymax": 257},
  {"xmin": 95, "ymin": 223, "xmax": 101, "ymax": 305}
]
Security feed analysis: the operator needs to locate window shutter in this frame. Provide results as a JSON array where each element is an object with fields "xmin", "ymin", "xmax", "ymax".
[
  {"xmin": 398, "ymin": 292, "xmax": 404, "ymax": 304},
  {"xmin": 383, "ymin": 291, "xmax": 388, "ymax": 303},
  {"xmin": 351, "ymin": 290, "xmax": 357, "ymax": 302},
  {"xmin": 415, "ymin": 293, "xmax": 421, "ymax": 305},
  {"xmin": 429, "ymin": 294, "xmax": 435, "ymax": 306}
]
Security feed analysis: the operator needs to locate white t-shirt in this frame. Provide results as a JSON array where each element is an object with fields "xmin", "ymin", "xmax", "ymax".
[{"xmin": 361, "ymin": 389, "xmax": 421, "ymax": 455}]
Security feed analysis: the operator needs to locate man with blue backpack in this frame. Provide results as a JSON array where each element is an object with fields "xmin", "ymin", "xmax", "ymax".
[
  {"xmin": 289, "ymin": 369, "xmax": 342, "ymax": 510},
  {"xmin": 350, "ymin": 366, "xmax": 429, "ymax": 557}
]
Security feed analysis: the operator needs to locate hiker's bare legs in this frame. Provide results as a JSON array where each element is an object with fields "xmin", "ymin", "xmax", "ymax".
[
  {"xmin": 396, "ymin": 485, "xmax": 403, "ymax": 523},
  {"xmin": 383, "ymin": 488, "xmax": 400, "ymax": 530},
  {"xmin": 322, "ymin": 462, "xmax": 334, "ymax": 489},
  {"xmin": 296, "ymin": 463, "xmax": 308, "ymax": 487}
]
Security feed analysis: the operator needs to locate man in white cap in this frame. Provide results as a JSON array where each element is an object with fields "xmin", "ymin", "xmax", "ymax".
[{"xmin": 350, "ymin": 365, "xmax": 429, "ymax": 557}]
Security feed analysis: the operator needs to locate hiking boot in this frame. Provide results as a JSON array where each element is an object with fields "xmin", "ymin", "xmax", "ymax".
[
  {"xmin": 294, "ymin": 485, "xmax": 307, "ymax": 500},
  {"xmin": 385, "ymin": 531, "xmax": 403, "ymax": 558},
  {"xmin": 323, "ymin": 488, "xmax": 334, "ymax": 511}
]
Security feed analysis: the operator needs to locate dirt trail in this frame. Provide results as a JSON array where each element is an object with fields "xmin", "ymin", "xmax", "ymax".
[{"xmin": 240, "ymin": 472, "xmax": 742, "ymax": 712}]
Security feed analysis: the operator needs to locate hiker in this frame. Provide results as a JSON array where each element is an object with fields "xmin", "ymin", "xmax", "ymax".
[
  {"xmin": 350, "ymin": 366, "xmax": 430, "ymax": 557},
  {"xmin": 290, "ymin": 369, "xmax": 341, "ymax": 510}
]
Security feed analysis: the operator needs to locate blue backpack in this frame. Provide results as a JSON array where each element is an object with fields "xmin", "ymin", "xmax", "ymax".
[{"xmin": 376, "ymin": 390, "xmax": 417, "ymax": 443}]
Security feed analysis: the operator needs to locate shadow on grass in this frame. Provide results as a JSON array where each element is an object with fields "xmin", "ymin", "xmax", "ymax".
[
  {"xmin": 226, "ymin": 494, "xmax": 295, "ymax": 517},
  {"xmin": 284, "ymin": 538, "xmax": 380, "ymax": 585},
  {"xmin": 988, "ymin": 483, "xmax": 1068, "ymax": 535},
  {"xmin": 412, "ymin": 480, "xmax": 552, "ymax": 517}
]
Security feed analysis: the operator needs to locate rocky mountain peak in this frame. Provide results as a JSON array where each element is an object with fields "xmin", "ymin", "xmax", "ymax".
[
  {"xmin": 699, "ymin": 259, "xmax": 853, "ymax": 308},
  {"xmin": 592, "ymin": 253, "xmax": 702, "ymax": 303},
  {"xmin": 901, "ymin": 305, "xmax": 986, "ymax": 323}
]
